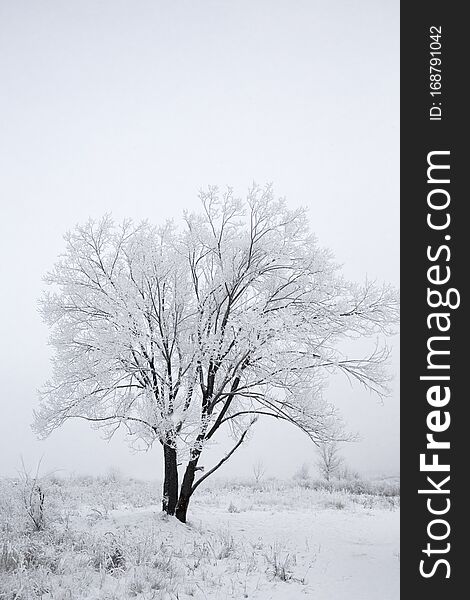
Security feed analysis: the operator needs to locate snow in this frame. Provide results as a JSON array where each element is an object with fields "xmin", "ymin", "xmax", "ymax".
[
  {"xmin": 0, "ymin": 476, "xmax": 399, "ymax": 599},
  {"xmin": 105, "ymin": 504, "xmax": 399, "ymax": 600}
]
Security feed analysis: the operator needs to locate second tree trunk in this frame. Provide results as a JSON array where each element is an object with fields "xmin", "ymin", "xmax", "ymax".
[
  {"xmin": 162, "ymin": 444, "xmax": 178, "ymax": 515},
  {"xmin": 175, "ymin": 459, "xmax": 197, "ymax": 523}
]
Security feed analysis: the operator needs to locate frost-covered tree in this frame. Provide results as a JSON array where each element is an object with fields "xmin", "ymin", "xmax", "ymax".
[
  {"xmin": 35, "ymin": 184, "xmax": 399, "ymax": 522},
  {"xmin": 252, "ymin": 460, "xmax": 267, "ymax": 485},
  {"xmin": 316, "ymin": 441, "xmax": 344, "ymax": 482}
]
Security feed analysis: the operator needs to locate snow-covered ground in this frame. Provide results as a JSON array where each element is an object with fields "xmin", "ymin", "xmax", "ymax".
[{"xmin": 0, "ymin": 476, "xmax": 399, "ymax": 599}]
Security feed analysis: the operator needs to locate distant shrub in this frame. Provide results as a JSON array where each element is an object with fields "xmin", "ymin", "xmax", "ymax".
[
  {"xmin": 322, "ymin": 496, "xmax": 347, "ymax": 510},
  {"xmin": 227, "ymin": 501, "xmax": 240, "ymax": 513},
  {"xmin": 293, "ymin": 463, "xmax": 311, "ymax": 483}
]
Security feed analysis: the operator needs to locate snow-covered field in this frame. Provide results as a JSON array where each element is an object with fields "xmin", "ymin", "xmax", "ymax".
[{"xmin": 0, "ymin": 475, "xmax": 399, "ymax": 599}]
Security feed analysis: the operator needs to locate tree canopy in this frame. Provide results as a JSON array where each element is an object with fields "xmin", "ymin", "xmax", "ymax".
[{"xmin": 35, "ymin": 184, "xmax": 399, "ymax": 520}]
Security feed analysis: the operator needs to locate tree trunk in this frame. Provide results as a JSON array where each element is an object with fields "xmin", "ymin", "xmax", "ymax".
[
  {"xmin": 175, "ymin": 459, "xmax": 198, "ymax": 523},
  {"xmin": 162, "ymin": 444, "xmax": 178, "ymax": 515}
]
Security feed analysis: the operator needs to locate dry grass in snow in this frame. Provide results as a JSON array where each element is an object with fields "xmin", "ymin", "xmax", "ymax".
[{"xmin": 0, "ymin": 474, "xmax": 399, "ymax": 599}]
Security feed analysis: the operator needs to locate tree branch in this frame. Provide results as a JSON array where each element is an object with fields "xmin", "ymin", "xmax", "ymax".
[{"xmin": 191, "ymin": 428, "xmax": 250, "ymax": 494}]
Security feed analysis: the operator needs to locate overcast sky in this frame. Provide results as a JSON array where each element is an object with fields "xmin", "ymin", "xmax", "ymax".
[{"xmin": 0, "ymin": 0, "xmax": 399, "ymax": 481}]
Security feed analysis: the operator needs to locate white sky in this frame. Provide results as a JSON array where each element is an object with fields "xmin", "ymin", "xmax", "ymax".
[{"xmin": 0, "ymin": 0, "xmax": 399, "ymax": 481}]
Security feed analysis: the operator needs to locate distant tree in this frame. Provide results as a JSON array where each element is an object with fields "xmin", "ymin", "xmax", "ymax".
[
  {"xmin": 35, "ymin": 184, "xmax": 399, "ymax": 522},
  {"xmin": 317, "ymin": 441, "xmax": 344, "ymax": 482},
  {"xmin": 293, "ymin": 462, "xmax": 311, "ymax": 483},
  {"xmin": 252, "ymin": 460, "xmax": 267, "ymax": 485}
]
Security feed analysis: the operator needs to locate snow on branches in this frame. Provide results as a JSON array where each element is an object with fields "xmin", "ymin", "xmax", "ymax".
[{"xmin": 36, "ymin": 184, "xmax": 399, "ymax": 473}]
